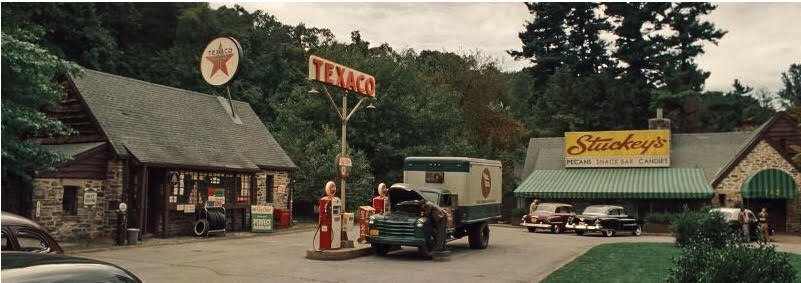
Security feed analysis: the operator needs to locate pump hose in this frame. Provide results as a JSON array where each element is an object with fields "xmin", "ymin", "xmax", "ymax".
[{"xmin": 312, "ymin": 221, "xmax": 322, "ymax": 251}]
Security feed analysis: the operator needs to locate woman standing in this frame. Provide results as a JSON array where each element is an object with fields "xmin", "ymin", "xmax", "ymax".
[{"xmin": 758, "ymin": 208, "xmax": 770, "ymax": 243}]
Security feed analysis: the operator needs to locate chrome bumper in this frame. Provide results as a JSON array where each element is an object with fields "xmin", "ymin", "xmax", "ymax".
[{"xmin": 565, "ymin": 224, "xmax": 602, "ymax": 231}]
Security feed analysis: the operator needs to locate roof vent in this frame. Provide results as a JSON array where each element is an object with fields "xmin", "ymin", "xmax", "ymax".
[{"xmin": 217, "ymin": 96, "xmax": 243, "ymax": 125}]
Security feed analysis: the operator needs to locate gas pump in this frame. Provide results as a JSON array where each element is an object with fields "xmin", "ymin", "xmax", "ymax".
[
  {"xmin": 372, "ymin": 183, "xmax": 389, "ymax": 214},
  {"xmin": 317, "ymin": 181, "xmax": 342, "ymax": 250}
]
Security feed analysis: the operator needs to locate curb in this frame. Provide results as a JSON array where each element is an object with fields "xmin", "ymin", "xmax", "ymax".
[
  {"xmin": 306, "ymin": 245, "xmax": 373, "ymax": 260},
  {"xmin": 69, "ymin": 226, "xmax": 318, "ymax": 255}
]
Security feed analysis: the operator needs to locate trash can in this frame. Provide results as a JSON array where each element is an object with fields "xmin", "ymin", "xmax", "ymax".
[
  {"xmin": 279, "ymin": 210, "xmax": 290, "ymax": 228},
  {"xmin": 127, "ymin": 228, "xmax": 140, "ymax": 245}
]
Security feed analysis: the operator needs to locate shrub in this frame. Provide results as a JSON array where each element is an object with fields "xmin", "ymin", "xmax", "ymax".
[
  {"xmin": 646, "ymin": 212, "xmax": 675, "ymax": 224},
  {"xmin": 670, "ymin": 207, "xmax": 733, "ymax": 249},
  {"xmin": 511, "ymin": 207, "xmax": 527, "ymax": 218},
  {"xmin": 668, "ymin": 242, "xmax": 797, "ymax": 283}
]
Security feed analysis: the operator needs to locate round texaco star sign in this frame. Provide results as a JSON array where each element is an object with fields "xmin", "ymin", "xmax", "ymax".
[{"xmin": 200, "ymin": 37, "xmax": 243, "ymax": 86}]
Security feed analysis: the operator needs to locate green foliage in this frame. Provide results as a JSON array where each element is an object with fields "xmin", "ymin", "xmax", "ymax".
[
  {"xmin": 511, "ymin": 207, "xmax": 527, "ymax": 218},
  {"xmin": 670, "ymin": 207, "xmax": 733, "ymax": 249},
  {"xmin": 668, "ymin": 242, "xmax": 797, "ymax": 283},
  {"xmin": 646, "ymin": 212, "xmax": 675, "ymax": 224},
  {"xmin": 700, "ymin": 80, "xmax": 775, "ymax": 132},
  {"xmin": 779, "ymin": 63, "xmax": 801, "ymax": 107},
  {"xmin": 1, "ymin": 27, "xmax": 79, "ymax": 183}
]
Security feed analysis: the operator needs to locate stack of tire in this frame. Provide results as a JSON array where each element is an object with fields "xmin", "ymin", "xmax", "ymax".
[{"xmin": 194, "ymin": 207, "xmax": 226, "ymax": 237}]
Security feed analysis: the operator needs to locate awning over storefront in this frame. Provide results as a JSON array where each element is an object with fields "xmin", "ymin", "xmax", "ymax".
[
  {"xmin": 514, "ymin": 168, "xmax": 714, "ymax": 199},
  {"xmin": 742, "ymin": 169, "xmax": 798, "ymax": 199}
]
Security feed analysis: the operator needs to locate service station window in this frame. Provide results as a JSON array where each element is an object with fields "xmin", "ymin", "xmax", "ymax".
[{"xmin": 62, "ymin": 186, "xmax": 78, "ymax": 215}]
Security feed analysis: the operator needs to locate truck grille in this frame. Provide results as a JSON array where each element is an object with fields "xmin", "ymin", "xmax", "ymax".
[{"xmin": 374, "ymin": 221, "xmax": 416, "ymax": 237}]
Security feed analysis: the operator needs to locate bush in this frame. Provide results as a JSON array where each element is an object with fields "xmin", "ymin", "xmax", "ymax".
[
  {"xmin": 511, "ymin": 207, "xmax": 527, "ymax": 218},
  {"xmin": 670, "ymin": 207, "xmax": 733, "ymax": 249},
  {"xmin": 668, "ymin": 242, "xmax": 797, "ymax": 283},
  {"xmin": 646, "ymin": 212, "xmax": 675, "ymax": 224}
]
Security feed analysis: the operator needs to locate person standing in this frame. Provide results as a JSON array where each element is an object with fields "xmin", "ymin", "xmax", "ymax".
[
  {"xmin": 738, "ymin": 208, "xmax": 750, "ymax": 242},
  {"xmin": 759, "ymin": 208, "xmax": 770, "ymax": 243},
  {"xmin": 529, "ymin": 199, "xmax": 540, "ymax": 214}
]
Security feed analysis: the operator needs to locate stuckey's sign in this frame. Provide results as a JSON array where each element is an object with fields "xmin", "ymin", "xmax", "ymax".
[
  {"xmin": 564, "ymin": 130, "xmax": 670, "ymax": 168},
  {"xmin": 308, "ymin": 55, "xmax": 376, "ymax": 97}
]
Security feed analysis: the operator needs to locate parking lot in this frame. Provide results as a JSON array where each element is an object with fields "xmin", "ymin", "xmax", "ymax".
[{"xmin": 79, "ymin": 225, "xmax": 676, "ymax": 283}]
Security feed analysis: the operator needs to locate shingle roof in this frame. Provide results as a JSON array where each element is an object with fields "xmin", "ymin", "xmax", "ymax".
[
  {"xmin": 42, "ymin": 142, "xmax": 105, "ymax": 158},
  {"xmin": 521, "ymin": 131, "xmax": 753, "ymax": 182},
  {"xmin": 69, "ymin": 69, "xmax": 297, "ymax": 171}
]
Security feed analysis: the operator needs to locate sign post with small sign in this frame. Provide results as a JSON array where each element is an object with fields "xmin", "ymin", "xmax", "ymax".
[{"xmin": 251, "ymin": 205, "xmax": 274, "ymax": 233}]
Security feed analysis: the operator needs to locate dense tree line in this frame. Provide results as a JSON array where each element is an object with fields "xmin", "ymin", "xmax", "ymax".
[{"xmin": 1, "ymin": 3, "xmax": 796, "ymax": 212}]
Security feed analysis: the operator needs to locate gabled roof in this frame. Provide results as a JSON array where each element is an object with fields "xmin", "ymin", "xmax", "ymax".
[
  {"xmin": 67, "ymin": 69, "xmax": 297, "ymax": 171},
  {"xmin": 521, "ymin": 132, "xmax": 752, "ymax": 182},
  {"xmin": 42, "ymin": 142, "xmax": 106, "ymax": 159}
]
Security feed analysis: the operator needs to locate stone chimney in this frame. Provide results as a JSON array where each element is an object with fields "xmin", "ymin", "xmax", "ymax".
[
  {"xmin": 648, "ymin": 108, "xmax": 672, "ymax": 130},
  {"xmin": 740, "ymin": 119, "xmax": 754, "ymax": 132}
]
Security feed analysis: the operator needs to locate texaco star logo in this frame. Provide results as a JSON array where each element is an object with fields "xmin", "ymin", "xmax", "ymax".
[
  {"xmin": 199, "ymin": 37, "xmax": 242, "ymax": 86},
  {"xmin": 206, "ymin": 42, "xmax": 234, "ymax": 77}
]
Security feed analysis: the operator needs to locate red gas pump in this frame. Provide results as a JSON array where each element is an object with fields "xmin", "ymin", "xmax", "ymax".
[
  {"xmin": 317, "ymin": 181, "xmax": 342, "ymax": 250},
  {"xmin": 372, "ymin": 183, "xmax": 389, "ymax": 214}
]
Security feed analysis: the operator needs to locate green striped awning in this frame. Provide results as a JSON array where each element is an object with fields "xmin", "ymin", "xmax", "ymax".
[
  {"xmin": 742, "ymin": 169, "xmax": 798, "ymax": 199},
  {"xmin": 514, "ymin": 168, "xmax": 713, "ymax": 199}
]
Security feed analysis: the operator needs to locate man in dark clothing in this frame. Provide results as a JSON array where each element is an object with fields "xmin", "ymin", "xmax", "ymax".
[{"xmin": 422, "ymin": 200, "xmax": 447, "ymax": 251}]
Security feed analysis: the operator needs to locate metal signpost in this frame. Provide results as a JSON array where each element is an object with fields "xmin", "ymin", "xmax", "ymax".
[{"xmin": 307, "ymin": 55, "xmax": 376, "ymax": 245}]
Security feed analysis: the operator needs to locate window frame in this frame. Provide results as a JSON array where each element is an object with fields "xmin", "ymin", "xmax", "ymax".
[{"xmin": 62, "ymin": 186, "xmax": 79, "ymax": 215}]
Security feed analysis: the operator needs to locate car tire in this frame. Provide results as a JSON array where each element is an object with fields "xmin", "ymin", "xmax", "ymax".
[
  {"xmin": 372, "ymin": 244, "xmax": 389, "ymax": 256},
  {"xmin": 603, "ymin": 229, "xmax": 616, "ymax": 237},
  {"xmin": 632, "ymin": 225, "xmax": 642, "ymax": 236},
  {"xmin": 193, "ymin": 219, "xmax": 209, "ymax": 237},
  {"xmin": 575, "ymin": 230, "xmax": 585, "ymax": 236},
  {"xmin": 527, "ymin": 227, "xmax": 536, "ymax": 233},
  {"xmin": 468, "ymin": 222, "xmax": 489, "ymax": 249}
]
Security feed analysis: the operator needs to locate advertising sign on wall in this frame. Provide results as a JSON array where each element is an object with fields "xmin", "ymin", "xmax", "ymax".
[
  {"xmin": 564, "ymin": 130, "xmax": 670, "ymax": 168},
  {"xmin": 251, "ymin": 205, "xmax": 274, "ymax": 233},
  {"xmin": 83, "ymin": 188, "xmax": 97, "ymax": 207},
  {"xmin": 207, "ymin": 188, "xmax": 225, "ymax": 206}
]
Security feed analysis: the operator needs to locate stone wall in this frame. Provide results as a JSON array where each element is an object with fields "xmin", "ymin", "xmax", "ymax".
[
  {"xmin": 32, "ymin": 160, "xmax": 125, "ymax": 241},
  {"xmin": 255, "ymin": 170, "xmax": 290, "ymax": 209},
  {"xmin": 714, "ymin": 140, "xmax": 801, "ymax": 232}
]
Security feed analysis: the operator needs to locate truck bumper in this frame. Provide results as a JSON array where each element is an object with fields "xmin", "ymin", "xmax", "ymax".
[{"xmin": 366, "ymin": 236, "xmax": 425, "ymax": 247}]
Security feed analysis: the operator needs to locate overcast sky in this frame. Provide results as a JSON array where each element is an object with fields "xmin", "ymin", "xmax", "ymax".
[{"xmin": 212, "ymin": 2, "xmax": 801, "ymax": 93}]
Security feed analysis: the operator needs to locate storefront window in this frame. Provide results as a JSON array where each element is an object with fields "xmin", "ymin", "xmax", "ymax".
[{"xmin": 167, "ymin": 170, "xmax": 254, "ymax": 207}]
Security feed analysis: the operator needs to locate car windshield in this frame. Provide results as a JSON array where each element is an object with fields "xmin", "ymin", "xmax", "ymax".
[
  {"xmin": 582, "ymin": 206, "xmax": 608, "ymax": 215},
  {"xmin": 535, "ymin": 205, "xmax": 554, "ymax": 212}
]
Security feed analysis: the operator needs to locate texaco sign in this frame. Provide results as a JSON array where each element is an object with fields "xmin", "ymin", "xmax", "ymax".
[{"xmin": 200, "ymin": 37, "xmax": 243, "ymax": 86}]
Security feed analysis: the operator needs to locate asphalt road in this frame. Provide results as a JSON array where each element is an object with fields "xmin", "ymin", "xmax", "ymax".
[{"xmin": 79, "ymin": 225, "xmax": 681, "ymax": 283}]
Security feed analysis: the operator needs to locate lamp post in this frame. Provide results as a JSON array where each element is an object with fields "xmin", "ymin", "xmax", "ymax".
[{"xmin": 309, "ymin": 85, "xmax": 374, "ymax": 243}]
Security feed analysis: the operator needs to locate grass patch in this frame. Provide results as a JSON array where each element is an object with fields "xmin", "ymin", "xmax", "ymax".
[{"xmin": 543, "ymin": 242, "xmax": 801, "ymax": 283}]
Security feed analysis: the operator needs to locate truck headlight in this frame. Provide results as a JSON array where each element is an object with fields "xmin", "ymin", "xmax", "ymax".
[{"xmin": 416, "ymin": 218, "xmax": 426, "ymax": 228}]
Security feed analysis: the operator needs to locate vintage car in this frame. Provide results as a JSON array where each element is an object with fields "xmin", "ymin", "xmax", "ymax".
[
  {"xmin": 565, "ymin": 205, "xmax": 643, "ymax": 237},
  {"xmin": 709, "ymin": 207, "xmax": 759, "ymax": 241},
  {"xmin": 521, "ymin": 203, "xmax": 575, "ymax": 233},
  {"xmin": 1, "ymin": 212, "xmax": 63, "ymax": 254},
  {"xmin": 2, "ymin": 251, "xmax": 142, "ymax": 282}
]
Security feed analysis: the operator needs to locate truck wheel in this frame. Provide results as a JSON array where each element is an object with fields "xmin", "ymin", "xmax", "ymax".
[
  {"xmin": 527, "ymin": 227, "xmax": 536, "ymax": 233},
  {"xmin": 193, "ymin": 219, "xmax": 209, "ymax": 237},
  {"xmin": 372, "ymin": 244, "xmax": 389, "ymax": 256},
  {"xmin": 468, "ymin": 223, "xmax": 489, "ymax": 249},
  {"xmin": 575, "ymin": 230, "xmax": 585, "ymax": 236},
  {"xmin": 603, "ymin": 229, "xmax": 616, "ymax": 237}
]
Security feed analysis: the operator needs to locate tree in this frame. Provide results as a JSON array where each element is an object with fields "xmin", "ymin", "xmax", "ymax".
[
  {"xmin": 699, "ymin": 80, "xmax": 775, "ymax": 132},
  {"xmin": 778, "ymin": 63, "xmax": 801, "ymax": 106},
  {"xmin": 1, "ymin": 27, "xmax": 79, "ymax": 185}
]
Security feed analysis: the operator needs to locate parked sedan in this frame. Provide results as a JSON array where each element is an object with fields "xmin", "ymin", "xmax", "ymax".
[
  {"xmin": 521, "ymin": 203, "xmax": 575, "ymax": 233},
  {"xmin": 709, "ymin": 207, "xmax": 759, "ymax": 241},
  {"xmin": 565, "ymin": 205, "xmax": 643, "ymax": 237},
  {"xmin": 2, "ymin": 251, "xmax": 142, "ymax": 282},
  {"xmin": 2, "ymin": 212, "xmax": 63, "ymax": 254}
]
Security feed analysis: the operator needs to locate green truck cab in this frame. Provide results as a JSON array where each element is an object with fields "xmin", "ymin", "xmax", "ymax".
[{"xmin": 367, "ymin": 157, "xmax": 502, "ymax": 258}]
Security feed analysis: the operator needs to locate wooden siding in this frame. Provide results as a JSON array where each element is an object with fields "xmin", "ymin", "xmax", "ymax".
[
  {"xmin": 763, "ymin": 115, "xmax": 801, "ymax": 163},
  {"xmin": 36, "ymin": 78, "xmax": 105, "ymax": 144},
  {"xmin": 38, "ymin": 146, "xmax": 109, "ymax": 179}
]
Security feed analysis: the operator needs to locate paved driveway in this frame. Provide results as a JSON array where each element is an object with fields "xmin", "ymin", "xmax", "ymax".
[{"xmin": 79, "ymin": 225, "xmax": 679, "ymax": 283}]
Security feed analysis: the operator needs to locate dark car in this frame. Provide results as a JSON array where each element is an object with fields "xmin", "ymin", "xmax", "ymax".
[
  {"xmin": 565, "ymin": 205, "xmax": 643, "ymax": 237},
  {"xmin": 521, "ymin": 203, "xmax": 576, "ymax": 233},
  {"xmin": 2, "ymin": 251, "xmax": 142, "ymax": 282},
  {"xmin": 710, "ymin": 207, "xmax": 759, "ymax": 241},
  {"xmin": 2, "ymin": 212, "xmax": 63, "ymax": 254}
]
